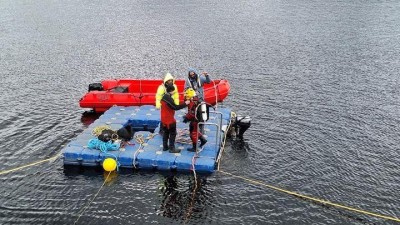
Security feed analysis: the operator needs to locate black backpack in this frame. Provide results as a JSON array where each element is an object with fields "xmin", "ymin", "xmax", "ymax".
[
  {"xmin": 117, "ymin": 125, "xmax": 133, "ymax": 141},
  {"xmin": 98, "ymin": 129, "xmax": 115, "ymax": 142}
]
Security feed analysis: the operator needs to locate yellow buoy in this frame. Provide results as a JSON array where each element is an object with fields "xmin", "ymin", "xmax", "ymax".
[{"xmin": 102, "ymin": 158, "xmax": 117, "ymax": 171}]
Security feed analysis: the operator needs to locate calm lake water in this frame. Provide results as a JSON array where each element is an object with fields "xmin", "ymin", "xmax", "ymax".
[{"xmin": 1, "ymin": 0, "xmax": 400, "ymax": 224}]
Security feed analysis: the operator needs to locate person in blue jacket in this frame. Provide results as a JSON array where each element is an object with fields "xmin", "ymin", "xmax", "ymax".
[{"xmin": 184, "ymin": 68, "xmax": 211, "ymax": 102}]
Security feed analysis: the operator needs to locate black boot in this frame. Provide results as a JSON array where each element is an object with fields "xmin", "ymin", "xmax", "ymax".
[
  {"xmin": 168, "ymin": 124, "xmax": 178, "ymax": 152},
  {"xmin": 162, "ymin": 137, "xmax": 169, "ymax": 151},
  {"xmin": 169, "ymin": 146, "xmax": 180, "ymax": 153},
  {"xmin": 162, "ymin": 125, "xmax": 169, "ymax": 151},
  {"xmin": 162, "ymin": 139, "xmax": 168, "ymax": 151},
  {"xmin": 187, "ymin": 143, "xmax": 197, "ymax": 152},
  {"xmin": 199, "ymin": 136, "xmax": 207, "ymax": 148}
]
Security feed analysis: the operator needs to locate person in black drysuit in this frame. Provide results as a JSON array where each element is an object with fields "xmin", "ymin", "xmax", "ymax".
[{"xmin": 160, "ymin": 85, "xmax": 189, "ymax": 153}]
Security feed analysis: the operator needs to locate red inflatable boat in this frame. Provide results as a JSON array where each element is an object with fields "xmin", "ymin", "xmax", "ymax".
[{"xmin": 79, "ymin": 79, "xmax": 230, "ymax": 113}]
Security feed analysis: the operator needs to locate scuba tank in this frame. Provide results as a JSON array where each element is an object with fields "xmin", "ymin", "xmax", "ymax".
[
  {"xmin": 195, "ymin": 102, "xmax": 209, "ymax": 122},
  {"xmin": 200, "ymin": 103, "xmax": 208, "ymax": 121}
]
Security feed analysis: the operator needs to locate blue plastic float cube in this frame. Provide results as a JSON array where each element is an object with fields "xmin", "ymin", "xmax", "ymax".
[{"xmin": 63, "ymin": 105, "xmax": 232, "ymax": 173}]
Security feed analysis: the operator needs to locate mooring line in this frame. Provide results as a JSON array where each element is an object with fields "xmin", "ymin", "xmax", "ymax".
[
  {"xmin": 219, "ymin": 170, "xmax": 400, "ymax": 223},
  {"xmin": 184, "ymin": 153, "xmax": 199, "ymax": 224},
  {"xmin": 216, "ymin": 111, "xmax": 235, "ymax": 171},
  {"xmin": 184, "ymin": 177, "xmax": 199, "ymax": 225},
  {"xmin": 0, "ymin": 152, "xmax": 62, "ymax": 176},
  {"xmin": 74, "ymin": 171, "xmax": 111, "ymax": 225}
]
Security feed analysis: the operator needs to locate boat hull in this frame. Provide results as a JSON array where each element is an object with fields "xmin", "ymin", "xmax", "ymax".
[{"xmin": 79, "ymin": 79, "xmax": 230, "ymax": 113}]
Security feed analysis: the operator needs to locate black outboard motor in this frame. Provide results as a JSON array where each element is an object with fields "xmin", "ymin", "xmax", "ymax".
[
  {"xmin": 233, "ymin": 115, "xmax": 251, "ymax": 139},
  {"xmin": 88, "ymin": 83, "xmax": 104, "ymax": 92}
]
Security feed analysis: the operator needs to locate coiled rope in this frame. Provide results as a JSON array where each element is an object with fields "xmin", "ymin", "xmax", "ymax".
[
  {"xmin": 87, "ymin": 139, "xmax": 120, "ymax": 153},
  {"xmin": 92, "ymin": 125, "xmax": 110, "ymax": 136},
  {"xmin": 131, "ymin": 132, "xmax": 157, "ymax": 169},
  {"xmin": 134, "ymin": 133, "xmax": 145, "ymax": 145},
  {"xmin": 92, "ymin": 125, "xmax": 119, "ymax": 141},
  {"xmin": 132, "ymin": 133, "xmax": 145, "ymax": 169}
]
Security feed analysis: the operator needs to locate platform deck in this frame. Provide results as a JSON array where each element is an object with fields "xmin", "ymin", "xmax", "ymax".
[{"xmin": 62, "ymin": 105, "xmax": 231, "ymax": 173}]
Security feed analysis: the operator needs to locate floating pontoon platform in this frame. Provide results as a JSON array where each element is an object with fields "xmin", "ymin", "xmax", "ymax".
[{"xmin": 62, "ymin": 105, "xmax": 232, "ymax": 173}]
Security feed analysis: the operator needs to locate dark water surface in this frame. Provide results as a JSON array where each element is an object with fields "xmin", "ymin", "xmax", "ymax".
[{"xmin": 1, "ymin": 0, "xmax": 400, "ymax": 224}]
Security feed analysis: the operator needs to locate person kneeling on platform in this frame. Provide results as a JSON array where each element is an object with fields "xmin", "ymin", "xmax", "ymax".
[
  {"xmin": 182, "ymin": 88, "xmax": 207, "ymax": 152},
  {"xmin": 161, "ymin": 84, "xmax": 190, "ymax": 153}
]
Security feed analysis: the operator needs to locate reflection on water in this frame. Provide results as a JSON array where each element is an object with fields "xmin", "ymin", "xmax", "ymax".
[
  {"xmin": 1, "ymin": 0, "xmax": 400, "ymax": 224},
  {"xmin": 158, "ymin": 175, "xmax": 182, "ymax": 219},
  {"xmin": 103, "ymin": 171, "xmax": 118, "ymax": 186},
  {"xmin": 80, "ymin": 111, "xmax": 101, "ymax": 127},
  {"xmin": 157, "ymin": 173, "xmax": 210, "ymax": 223},
  {"xmin": 63, "ymin": 164, "xmax": 105, "ymax": 177},
  {"xmin": 63, "ymin": 165, "xmax": 213, "ymax": 224},
  {"xmin": 230, "ymin": 139, "xmax": 250, "ymax": 152}
]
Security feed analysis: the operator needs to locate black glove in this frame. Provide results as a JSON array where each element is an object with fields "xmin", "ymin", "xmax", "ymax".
[{"xmin": 182, "ymin": 116, "xmax": 189, "ymax": 123}]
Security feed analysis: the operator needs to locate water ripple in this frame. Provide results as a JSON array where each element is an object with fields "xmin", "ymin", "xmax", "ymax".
[{"xmin": 1, "ymin": 0, "xmax": 400, "ymax": 224}]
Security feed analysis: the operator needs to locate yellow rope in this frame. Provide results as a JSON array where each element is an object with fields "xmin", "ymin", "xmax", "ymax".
[
  {"xmin": 0, "ymin": 152, "xmax": 61, "ymax": 175},
  {"xmin": 92, "ymin": 125, "xmax": 120, "ymax": 141},
  {"xmin": 146, "ymin": 133, "xmax": 157, "ymax": 140},
  {"xmin": 131, "ymin": 133, "xmax": 148, "ymax": 169},
  {"xmin": 134, "ymin": 133, "xmax": 145, "ymax": 144},
  {"xmin": 219, "ymin": 170, "xmax": 400, "ymax": 223},
  {"xmin": 92, "ymin": 125, "xmax": 111, "ymax": 136},
  {"xmin": 74, "ymin": 171, "xmax": 112, "ymax": 225}
]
